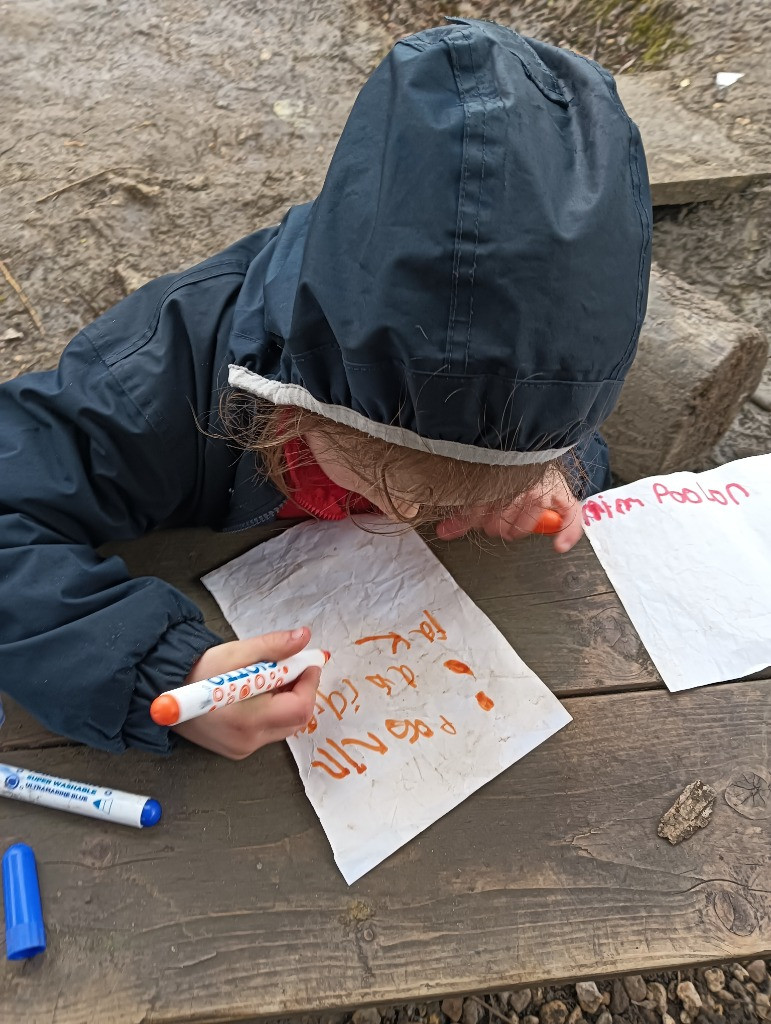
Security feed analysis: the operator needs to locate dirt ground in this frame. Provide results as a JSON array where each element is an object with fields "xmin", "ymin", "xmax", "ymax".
[{"xmin": 1, "ymin": 0, "xmax": 769, "ymax": 1020}]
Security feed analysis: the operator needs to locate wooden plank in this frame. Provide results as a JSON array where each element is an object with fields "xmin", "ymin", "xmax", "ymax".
[
  {"xmin": 616, "ymin": 72, "xmax": 771, "ymax": 205},
  {"xmin": 2, "ymin": 680, "xmax": 769, "ymax": 1024},
  {"xmin": 1, "ymin": 525, "xmax": 664, "ymax": 752}
]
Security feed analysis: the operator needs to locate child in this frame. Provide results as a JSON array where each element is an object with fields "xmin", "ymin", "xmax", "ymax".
[{"xmin": 0, "ymin": 19, "xmax": 651, "ymax": 759}]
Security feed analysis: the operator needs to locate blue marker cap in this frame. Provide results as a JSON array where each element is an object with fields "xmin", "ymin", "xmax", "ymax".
[
  {"xmin": 2, "ymin": 843, "xmax": 46, "ymax": 960},
  {"xmin": 140, "ymin": 798, "xmax": 162, "ymax": 828}
]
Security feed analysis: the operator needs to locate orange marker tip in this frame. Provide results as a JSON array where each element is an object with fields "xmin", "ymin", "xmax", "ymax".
[
  {"xmin": 322, "ymin": 650, "xmax": 331, "ymax": 663},
  {"xmin": 533, "ymin": 509, "xmax": 563, "ymax": 535},
  {"xmin": 149, "ymin": 694, "xmax": 181, "ymax": 727}
]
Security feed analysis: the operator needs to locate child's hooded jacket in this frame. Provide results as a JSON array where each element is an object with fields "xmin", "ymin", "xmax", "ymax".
[{"xmin": 0, "ymin": 20, "xmax": 651, "ymax": 751}]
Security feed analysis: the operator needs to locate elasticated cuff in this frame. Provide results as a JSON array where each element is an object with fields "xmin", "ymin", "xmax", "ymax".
[{"xmin": 122, "ymin": 616, "xmax": 223, "ymax": 753}]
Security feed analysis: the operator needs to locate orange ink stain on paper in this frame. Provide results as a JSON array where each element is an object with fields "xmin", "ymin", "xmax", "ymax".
[
  {"xmin": 444, "ymin": 659, "xmax": 474, "ymax": 677},
  {"xmin": 475, "ymin": 691, "xmax": 495, "ymax": 712}
]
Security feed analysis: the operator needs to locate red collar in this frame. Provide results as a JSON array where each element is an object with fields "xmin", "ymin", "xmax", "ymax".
[{"xmin": 277, "ymin": 436, "xmax": 376, "ymax": 520}]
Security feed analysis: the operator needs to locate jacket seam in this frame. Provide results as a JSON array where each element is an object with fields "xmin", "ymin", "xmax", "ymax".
[
  {"xmin": 97, "ymin": 259, "xmax": 251, "ymax": 365},
  {"xmin": 79, "ymin": 329, "xmax": 190, "ymax": 499}
]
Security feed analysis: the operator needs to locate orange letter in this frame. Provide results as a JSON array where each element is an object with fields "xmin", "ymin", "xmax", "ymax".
[
  {"xmin": 385, "ymin": 718, "xmax": 434, "ymax": 743},
  {"xmin": 356, "ymin": 632, "xmax": 412, "ymax": 654}
]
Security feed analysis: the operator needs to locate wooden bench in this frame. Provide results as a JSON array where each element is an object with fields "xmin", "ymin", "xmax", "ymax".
[{"xmin": 2, "ymin": 524, "xmax": 769, "ymax": 1024}]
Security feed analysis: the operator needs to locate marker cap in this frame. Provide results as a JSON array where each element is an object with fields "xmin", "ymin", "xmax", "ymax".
[
  {"xmin": 140, "ymin": 799, "xmax": 163, "ymax": 828},
  {"xmin": 150, "ymin": 694, "xmax": 181, "ymax": 726},
  {"xmin": 2, "ymin": 843, "xmax": 46, "ymax": 960}
]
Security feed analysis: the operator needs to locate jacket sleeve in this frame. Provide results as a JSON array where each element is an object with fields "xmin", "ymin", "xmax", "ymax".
[{"xmin": 0, "ymin": 259, "xmax": 250, "ymax": 753}]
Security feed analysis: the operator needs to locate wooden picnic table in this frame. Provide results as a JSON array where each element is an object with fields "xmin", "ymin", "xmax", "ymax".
[{"xmin": 1, "ymin": 523, "xmax": 769, "ymax": 1024}]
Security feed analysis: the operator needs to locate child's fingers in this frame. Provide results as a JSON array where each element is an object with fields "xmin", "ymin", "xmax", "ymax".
[
  {"xmin": 185, "ymin": 627, "xmax": 311, "ymax": 684},
  {"xmin": 552, "ymin": 511, "xmax": 583, "ymax": 553},
  {"xmin": 172, "ymin": 667, "xmax": 321, "ymax": 759},
  {"xmin": 435, "ymin": 515, "xmax": 473, "ymax": 541}
]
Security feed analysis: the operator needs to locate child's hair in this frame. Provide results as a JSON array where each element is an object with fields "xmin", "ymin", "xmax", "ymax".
[{"xmin": 219, "ymin": 389, "xmax": 576, "ymax": 529}]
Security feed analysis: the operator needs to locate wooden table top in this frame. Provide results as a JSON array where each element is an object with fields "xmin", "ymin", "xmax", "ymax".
[{"xmin": 2, "ymin": 524, "xmax": 769, "ymax": 1024}]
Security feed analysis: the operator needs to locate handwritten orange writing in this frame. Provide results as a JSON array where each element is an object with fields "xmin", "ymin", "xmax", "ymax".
[
  {"xmin": 355, "ymin": 631, "xmax": 412, "ymax": 654},
  {"xmin": 409, "ymin": 610, "xmax": 447, "ymax": 643},
  {"xmin": 385, "ymin": 718, "xmax": 433, "ymax": 743},
  {"xmin": 310, "ymin": 713, "xmax": 458, "ymax": 779},
  {"xmin": 475, "ymin": 691, "xmax": 494, "ymax": 711},
  {"xmin": 444, "ymin": 659, "xmax": 474, "ymax": 677}
]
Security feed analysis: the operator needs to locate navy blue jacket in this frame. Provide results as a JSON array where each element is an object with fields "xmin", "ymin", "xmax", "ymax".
[{"xmin": 0, "ymin": 21, "xmax": 651, "ymax": 752}]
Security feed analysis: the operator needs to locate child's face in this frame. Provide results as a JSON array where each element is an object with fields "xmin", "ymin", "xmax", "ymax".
[{"xmin": 304, "ymin": 429, "xmax": 420, "ymax": 521}]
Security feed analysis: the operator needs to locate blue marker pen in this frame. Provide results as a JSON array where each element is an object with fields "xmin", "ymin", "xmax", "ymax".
[{"xmin": 0, "ymin": 763, "xmax": 161, "ymax": 829}]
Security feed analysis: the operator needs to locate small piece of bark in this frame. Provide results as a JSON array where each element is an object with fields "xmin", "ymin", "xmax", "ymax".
[{"xmin": 658, "ymin": 780, "xmax": 717, "ymax": 845}]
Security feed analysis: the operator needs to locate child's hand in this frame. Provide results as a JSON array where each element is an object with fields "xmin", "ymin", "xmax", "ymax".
[
  {"xmin": 435, "ymin": 472, "xmax": 583, "ymax": 553},
  {"xmin": 172, "ymin": 627, "xmax": 320, "ymax": 759}
]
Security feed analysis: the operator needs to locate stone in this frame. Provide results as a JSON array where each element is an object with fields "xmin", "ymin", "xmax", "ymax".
[
  {"xmin": 728, "ymin": 979, "xmax": 752, "ymax": 1002},
  {"xmin": 576, "ymin": 983, "xmax": 604, "ymax": 1015},
  {"xmin": 732, "ymin": 966, "xmax": 749, "ymax": 982},
  {"xmin": 603, "ymin": 266, "xmax": 767, "ymax": 482},
  {"xmin": 714, "ymin": 990, "xmax": 737, "ymax": 1005},
  {"xmin": 596, "ymin": 1012, "xmax": 612, "ymax": 1024},
  {"xmin": 539, "ymin": 1000, "xmax": 569, "ymax": 1024},
  {"xmin": 352, "ymin": 1010, "xmax": 381, "ymax": 1024},
  {"xmin": 677, "ymin": 982, "xmax": 703, "ymax": 1018},
  {"xmin": 532, "ymin": 989, "xmax": 545, "ymax": 1008},
  {"xmin": 462, "ymin": 1000, "xmax": 484, "ymax": 1024},
  {"xmin": 647, "ymin": 982, "xmax": 668, "ymax": 1015},
  {"xmin": 610, "ymin": 981, "xmax": 630, "ymax": 1016},
  {"xmin": 663, "ymin": 1015, "xmax": 677, "ymax": 1024},
  {"xmin": 567, "ymin": 1006, "xmax": 584, "ymax": 1024},
  {"xmin": 703, "ymin": 969, "xmax": 726, "ymax": 993},
  {"xmin": 752, "ymin": 381, "xmax": 771, "ymax": 412},
  {"xmin": 0, "ymin": 328, "xmax": 23, "ymax": 342},
  {"xmin": 748, "ymin": 960, "xmax": 769, "ymax": 985},
  {"xmin": 657, "ymin": 780, "xmax": 717, "ymax": 845},
  {"xmin": 442, "ymin": 999, "xmax": 464, "ymax": 1023},
  {"xmin": 624, "ymin": 977, "xmax": 648, "ymax": 1004},
  {"xmin": 525, "ymin": 1016, "xmax": 540, "ymax": 1024},
  {"xmin": 510, "ymin": 991, "xmax": 533, "ymax": 1015}
]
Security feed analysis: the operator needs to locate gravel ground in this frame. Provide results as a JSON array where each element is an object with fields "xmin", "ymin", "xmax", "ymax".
[
  {"xmin": 1, "ymin": 0, "xmax": 769, "ymax": 1019},
  {"xmin": 295, "ymin": 962, "xmax": 771, "ymax": 1024}
]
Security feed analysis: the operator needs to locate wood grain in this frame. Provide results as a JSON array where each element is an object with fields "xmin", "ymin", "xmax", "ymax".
[{"xmin": 1, "ymin": 681, "xmax": 769, "ymax": 1023}]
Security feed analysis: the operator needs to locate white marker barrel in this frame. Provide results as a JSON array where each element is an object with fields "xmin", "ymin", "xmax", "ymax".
[
  {"xmin": 0, "ymin": 763, "xmax": 161, "ymax": 828},
  {"xmin": 150, "ymin": 648, "xmax": 329, "ymax": 726}
]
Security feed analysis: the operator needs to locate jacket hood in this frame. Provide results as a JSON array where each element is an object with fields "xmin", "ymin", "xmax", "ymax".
[{"xmin": 229, "ymin": 18, "xmax": 652, "ymax": 465}]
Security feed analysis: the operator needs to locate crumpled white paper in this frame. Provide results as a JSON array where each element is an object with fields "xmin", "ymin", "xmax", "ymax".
[
  {"xmin": 203, "ymin": 517, "xmax": 571, "ymax": 884},
  {"xmin": 582, "ymin": 453, "xmax": 771, "ymax": 692}
]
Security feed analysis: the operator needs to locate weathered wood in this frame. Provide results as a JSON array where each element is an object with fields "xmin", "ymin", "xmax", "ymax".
[
  {"xmin": 1, "ymin": 526, "xmax": 663, "ymax": 752},
  {"xmin": 2, "ymin": 681, "xmax": 769, "ymax": 1024},
  {"xmin": 603, "ymin": 265, "xmax": 768, "ymax": 481},
  {"xmin": 616, "ymin": 72, "xmax": 771, "ymax": 205}
]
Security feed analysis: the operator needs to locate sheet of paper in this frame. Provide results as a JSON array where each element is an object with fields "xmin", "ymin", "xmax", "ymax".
[
  {"xmin": 203, "ymin": 517, "xmax": 571, "ymax": 884},
  {"xmin": 581, "ymin": 453, "xmax": 771, "ymax": 692}
]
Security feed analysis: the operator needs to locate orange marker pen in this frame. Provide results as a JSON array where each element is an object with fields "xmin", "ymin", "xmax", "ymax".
[{"xmin": 150, "ymin": 649, "xmax": 330, "ymax": 727}]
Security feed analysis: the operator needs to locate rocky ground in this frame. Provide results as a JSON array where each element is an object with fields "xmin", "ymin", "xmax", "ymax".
[
  {"xmin": 315, "ymin": 962, "xmax": 771, "ymax": 1024},
  {"xmin": 1, "ymin": 0, "xmax": 769, "ymax": 1020}
]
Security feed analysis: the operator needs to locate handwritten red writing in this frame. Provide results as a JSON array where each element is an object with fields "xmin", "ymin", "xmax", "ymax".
[{"xmin": 583, "ymin": 480, "xmax": 751, "ymax": 526}]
